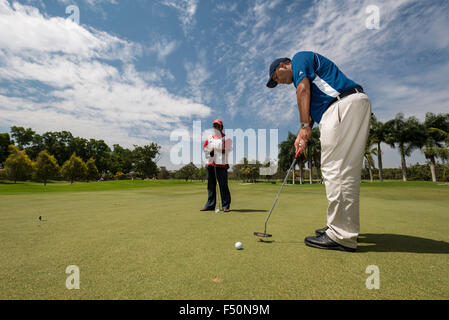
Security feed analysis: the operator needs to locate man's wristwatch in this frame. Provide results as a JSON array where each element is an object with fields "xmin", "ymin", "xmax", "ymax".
[{"xmin": 300, "ymin": 122, "xmax": 310, "ymax": 129}]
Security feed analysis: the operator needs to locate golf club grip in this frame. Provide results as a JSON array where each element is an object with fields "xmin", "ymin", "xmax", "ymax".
[{"xmin": 295, "ymin": 148, "xmax": 302, "ymax": 159}]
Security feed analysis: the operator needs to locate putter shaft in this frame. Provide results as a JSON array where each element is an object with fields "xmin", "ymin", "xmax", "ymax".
[{"xmin": 263, "ymin": 156, "xmax": 298, "ymax": 234}]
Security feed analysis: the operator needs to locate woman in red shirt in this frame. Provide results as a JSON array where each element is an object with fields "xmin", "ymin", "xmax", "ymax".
[{"xmin": 200, "ymin": 119, "xmax": 231, "ymax": 212}]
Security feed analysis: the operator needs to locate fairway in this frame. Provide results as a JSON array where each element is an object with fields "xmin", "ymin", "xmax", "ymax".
[{"xmin": 0, "ymin": 180, "xmax": 448, "ymax": 299}]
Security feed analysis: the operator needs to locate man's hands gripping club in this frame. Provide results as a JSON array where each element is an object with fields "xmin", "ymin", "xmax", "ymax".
[{"xmin": 295, "ymin": 126, "xmax": 312, "ymax": 154}]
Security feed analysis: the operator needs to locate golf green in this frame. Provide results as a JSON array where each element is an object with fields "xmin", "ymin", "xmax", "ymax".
[{"xmin": 0, "ymin": 180, "xmax": 448, "ymax": 299}]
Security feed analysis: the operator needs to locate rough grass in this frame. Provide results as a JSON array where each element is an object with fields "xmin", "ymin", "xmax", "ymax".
[{"xmin": 0, "ymin": 180, "xmax": 448, "ymax": 299}]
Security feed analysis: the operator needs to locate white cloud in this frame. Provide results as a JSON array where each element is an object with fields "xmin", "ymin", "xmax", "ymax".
[
  {"xmin": 0, "ymin": 1, "xmax": 139, "ymax": 62},
  {"xmin": 251, "ymin": 0, "xmax": 281, "ymax": 33},
  {"xmin": 373, "ymin": 72, "xmax": 449, "ymax": 122},
  {"xmin": 147, "ymin": 37, "xmax": 179, "ymax": 62},
  {"xmin": 56, "ymin": 0, "xmax": 118, "ymax": 19},
  {"xmin": 184, "ymin": 51, "xmax": 212, "ymax": 103},
  {"xmin": 217, "ymin": 0, "xmax": 449, "ymax": 127},
  {"xmin": 0, "ymin": 0, "xmax": 211, "ymax": 150},
  {"xmin": 56, "ymin": 0, "xmax": 118, "ymax": 8},
  {"xmin": 161, "ymin": 0, "xmax": 198, "ymax": 34},
  {"xmin": 22, "ymin": 0, "xmax": 46, "ymax": 9},
  {"xmin": 205, "ymin": 0, "xmax": 449, "ymax": 168},
  {"xmin": 215, "ymin": 2, "xmax": 237, "ymax": 13}
]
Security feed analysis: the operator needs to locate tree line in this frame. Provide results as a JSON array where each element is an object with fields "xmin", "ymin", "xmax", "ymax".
[
  {"xmin": 1, "ymin": 111, "xmax": 448, "ymax": 184},
  {"xmin": 158, "ymin": 160, "xmax": 278, "ymax": 183},
  {"xmin": 157, "ymin": 164, "xmax": 206, "ymax": 182},
  {"xmin": 277, "ymin": 112, "xmax": 449, "ymax": 183},
  {"xmin": 0, "ymin": 127, "xmax": 160, "ymax": 184},
  {"xmin": 365, "ymin": 112, "xmax": 448, "ymax": 182},
  {"xmin": 218, "ymin": 111, "xmax": 449, "ymax": 184}
]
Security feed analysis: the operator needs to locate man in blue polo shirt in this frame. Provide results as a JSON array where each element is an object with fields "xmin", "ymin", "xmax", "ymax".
[{"xmin": 267, "ymin": 51, "xmax": 372, "ymax": 252}]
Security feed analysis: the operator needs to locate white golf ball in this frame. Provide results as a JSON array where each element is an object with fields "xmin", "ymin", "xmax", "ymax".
[
  {"xmin": 235, "ymin": 242, "xmax": 243, "ymax": 250},
  {"xmin": 215, "ymin": 209, "xmax": 220, "ymax": 213}
]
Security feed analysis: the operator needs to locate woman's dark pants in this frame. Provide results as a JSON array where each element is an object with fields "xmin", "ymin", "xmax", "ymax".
[{"xmin": 204, "ymin": 166, "xmax": 231, "ymax": 210}]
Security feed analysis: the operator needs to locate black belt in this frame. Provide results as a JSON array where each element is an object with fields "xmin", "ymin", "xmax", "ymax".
[{"xmin": 329, "ymin": 86, "xmax": 363, "ymax": 106}]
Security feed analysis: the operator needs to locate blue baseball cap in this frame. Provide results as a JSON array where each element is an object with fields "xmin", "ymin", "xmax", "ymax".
[{"xmin": 266, "ymin": 57, "xmax": 291, "ymax": 88}]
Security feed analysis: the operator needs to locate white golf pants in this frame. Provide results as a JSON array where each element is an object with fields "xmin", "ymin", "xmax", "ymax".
[{"xmin": 319, "ymin": 92, "xmax": 371, "ymax": 249}]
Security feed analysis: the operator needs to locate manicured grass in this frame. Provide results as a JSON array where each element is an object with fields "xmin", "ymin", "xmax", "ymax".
[
  {"xmin": 0, "ymin": 179, "xmax": 193, "ymax": 195},
  {"xmin": 0, "ymin": 180, "xmax": 448, "ymax": 299}
]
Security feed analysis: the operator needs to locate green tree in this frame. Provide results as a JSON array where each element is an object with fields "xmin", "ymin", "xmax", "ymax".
[
  {"xmin": 86, "ymin": 157, "xmax": 99, "ymax": 181},
  {"xmin": 4, "ymin": 145, "xmax": 35, "ymax": 183},
  {"xmin": 421, "ymin": 112, "xmax": 449, "ymax": 182},
  {"xmin": 10, "ymin": 126, "xmax": 35, "ymax": 149},
  {"xmin": 86, "ymin": 139, "xmax": 112, "ymax": 174},
  {"xmin": 197, "ymin": 166, "xmax": 206, "ymax": 182},
  {"xmin": 230, "ymin": 158, "xmax": 248, "ymax": 181},
  {"xmin": 69, "ymin": 137, "xmax": 89, "ymax": 162},
  {"xmin": 430, "ymin": 125, "xmax": 449, "ymax": 181},
  {"xmin": 231, "ymin": 157, "xmax": 261, "ymax": 182},
  {"xmin": 279, "ymin": 132, "xmax": 304, "ymax": 184},
  {"xmin": 157, "ymin": 166, "xmax": 170, "ymax": 179},
  {"xmin": 133, "ymin": 143, "xmax": 160, "ymax": 179},
  {"xmin": 0, "ymin": 168, "xmax": 6, "ymax": 180},
  {"xmin": 303, "ymin": 127, "xmax": 321, "ymax": 183},
  {"xmin": 250, "ymin": 162, "xmax": 261, "ymax": 182},
  {"xmin": 61, "ymin": 153, "xmax": 88, "ymax": 184},
  {"xmin": 33, "ymin": 150, "xmax": 60, "ymax": 186},
  {"xmin": 370, "ymin": 114, "xmax": 386, "ymax": 182},
  {"xmin": 26, "ymin": 133, "xmax": 45, "ymax": 160},
  {"xmin": 384, "ymin": 113, "xmax": 426, "ymax": 181},
  {"xmin": 176, "ymin": 162, "xmax": 198, "ymax": 181},
  {"xmin": 111, "ymin": 144, "xmax": 134, "ymax": 174},
  {"xmin": 0, "ymin": 133, "xmax": 12, "ymax": 166},
  {"xmin": 364, "ymin": 134, "xmax": 377, "ymax": 182},
  {"xmin": 241, "ymin": 166, "xmax": 252, "ymax": 182},
  {"xmin": 41, "ymin": 131, "xmax": 74, "ymax": 166}
]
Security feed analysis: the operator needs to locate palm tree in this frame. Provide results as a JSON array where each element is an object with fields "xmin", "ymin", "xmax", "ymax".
[
  {"xmin": 421, "ymin": 113, "xmax": 449, "ymax": 182},
  {"xmin": 297, "ymin": 158, "xmax": 304, "ymax": 184},
  {"xmin": 370, "ymin": 114, "xmax": 386, "ymax": 182},
  {"xmin": 364, "ymin": 135, "xmax": 377, "ymax": 182},
  {"xmin": 384, "ymin": 113, "xmax": 426, "ymax": 181},
  {"xmin": 304, "ymin": 145, "xmax": 313, "ymax": 184},
  {"xmin": 279, "ymin": 132, "xmax": 305, "ymax": 184},
  {"xmin": 435, "ymin": 128, "xmax": 449, "ymax": 181},
  {"xmin": 303, "ymin": 127, "xmax": 321, "ymax": 184}
]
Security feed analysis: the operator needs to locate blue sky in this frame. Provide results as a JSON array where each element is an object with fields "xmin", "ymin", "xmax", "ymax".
[{"xmin": 0, "ymin": 0, "xmax": 448, "ymax": 169}]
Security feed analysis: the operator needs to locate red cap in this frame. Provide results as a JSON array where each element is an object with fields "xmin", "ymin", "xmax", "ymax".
[{"xmin": 213, "ymin": 119, "xmax": 223, "ymax": 126}]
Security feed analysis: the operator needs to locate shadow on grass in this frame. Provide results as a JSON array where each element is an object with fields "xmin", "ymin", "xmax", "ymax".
[
  {"xmin": 357, "ymin": 234, "xmax": 449, "ymax": 254},
  {"xmin": 257, "ymin": 239, "xmax": 275, "ymax": 243},
  {"xmin": 258, "ymin": 234, "xmax": 449, "ymax": 254},
  {"xmin": 232, "ymin": 209, "xmax": 268, "ymax": 213}
]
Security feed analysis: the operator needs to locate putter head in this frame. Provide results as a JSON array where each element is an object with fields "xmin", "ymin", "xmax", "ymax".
[
  {"xmin": 253, "ymin": 232, "xmax": 272, "ymax": 238},
  {"xmin": 215, "ymin": 209, "xmax": 220, "ymax": 213}
]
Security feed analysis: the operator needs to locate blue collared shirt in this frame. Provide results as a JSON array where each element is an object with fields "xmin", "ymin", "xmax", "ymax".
[{"xmin": 291, "ymin": 51, "xmax": 362, "ymax": 123}]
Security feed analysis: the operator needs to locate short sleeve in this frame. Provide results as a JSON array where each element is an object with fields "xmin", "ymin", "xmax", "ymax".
[{"xmin": 291, "ymin": 51, "xmax": 316, "ymax": 87}]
